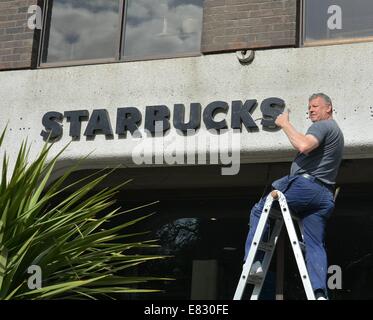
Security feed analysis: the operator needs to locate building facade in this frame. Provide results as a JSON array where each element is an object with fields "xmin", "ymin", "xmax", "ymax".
[{"xmin": 1, "ymin": 0, "xmax": 373, "ymax": 299}]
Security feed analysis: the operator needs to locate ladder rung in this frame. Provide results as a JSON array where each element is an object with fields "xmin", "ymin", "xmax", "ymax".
[
  {"xmin": 246, "ymin": 274, "xmax": 264, "ymax": 285},
  {"xmin": 258, "ymin": 242, "xmax": 274, "ymax": 252},
  {"xmin": 270, "ymin": 210, "xmax": 300, "ymax": 222},
  {"xmin": 260, "ymin": 240, "xmax": 305, "ymax": 252}
]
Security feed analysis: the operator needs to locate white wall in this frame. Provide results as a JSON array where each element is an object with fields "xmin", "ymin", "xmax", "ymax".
[{"xmin": 1, "ymin": 41, "xmax": 373, "ymax": 174}]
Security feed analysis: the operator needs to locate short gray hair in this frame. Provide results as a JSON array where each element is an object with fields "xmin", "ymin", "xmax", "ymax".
[{"xmin": 309, "ymin": 93, "xmax": 332, "ymax": 106}]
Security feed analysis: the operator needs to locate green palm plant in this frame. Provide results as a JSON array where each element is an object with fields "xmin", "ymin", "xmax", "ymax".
[{"xmin": 0, "ymin": 129, "xmax": 169, "ymax": 299}]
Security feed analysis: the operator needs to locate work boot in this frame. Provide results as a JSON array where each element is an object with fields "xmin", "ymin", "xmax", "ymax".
[{"xmin": 315, "ymin": 289, "xmax": 328, "ymax": 300}]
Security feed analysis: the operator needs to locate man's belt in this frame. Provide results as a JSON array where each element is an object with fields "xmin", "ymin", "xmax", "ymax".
[{"xmin": 300, "ymin": 173, "xmax": 335, "ymax": 193}]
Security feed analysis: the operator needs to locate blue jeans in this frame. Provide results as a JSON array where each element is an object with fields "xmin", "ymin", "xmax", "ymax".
[{"xmin": 244, "ymin": 175, "xmax": 335, "ymax": 294}]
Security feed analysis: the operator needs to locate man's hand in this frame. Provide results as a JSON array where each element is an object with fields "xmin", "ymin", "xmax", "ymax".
[
  {"xmin": 275, "ymin": 111, "xmax": 290, "ymax": 128},
  {"xmin": 275, "ymin": 110, "xmax": 320, "ymax": 154}
]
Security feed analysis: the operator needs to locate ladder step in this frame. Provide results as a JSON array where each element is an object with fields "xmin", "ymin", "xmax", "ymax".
[
  {"xmin": 258, "ymin": 242, "xmax": 274, "ymax": 252},
  {"xmin": 259, "ymin": 240, "xmax": 305, "ymax": 252},
  {"xmin": 270, "ymin": 210, "xmax": 301, "ymax": 222},
  {"xmin": 246, "ymin": 274, "xmax": 265, "ymax": 285}
]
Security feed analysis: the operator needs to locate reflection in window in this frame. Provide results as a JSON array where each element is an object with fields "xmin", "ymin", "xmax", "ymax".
[
  {"xmin": 42, "ymin": 0, "xmax": 120, "ymax": 63},
  {"xmin": 304, "ymin": 0, "xmax": 373, "ymax": 45},
  {"xmin": 123, "ymin": 0, "xmax": 203, "ymax": 59},
  {"xmin": 157, "ymin": 218, "xmax": 199, "ymax": 254}
]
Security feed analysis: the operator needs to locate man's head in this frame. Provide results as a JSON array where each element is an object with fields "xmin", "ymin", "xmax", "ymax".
[{"xmin": 308, "ymin": 93, "xmax": 333, "ymax": 122}]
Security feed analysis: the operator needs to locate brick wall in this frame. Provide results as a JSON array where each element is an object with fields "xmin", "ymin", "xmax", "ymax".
[
  {"xmin": 201, "ymin": 0, "xmax": 298, "ymax": 53},
  {"xmin": 0, "ymin": 0, "xmax": 299, "ymax": 70},
  {"xmin": 0, "ymin": 0, "xmax": 38, "ymax": 71}
]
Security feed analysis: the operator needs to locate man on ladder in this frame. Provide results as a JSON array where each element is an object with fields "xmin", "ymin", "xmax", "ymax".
[{"xmin": 241, "ymin": 93, "xmax": 344, "ymax": 300}]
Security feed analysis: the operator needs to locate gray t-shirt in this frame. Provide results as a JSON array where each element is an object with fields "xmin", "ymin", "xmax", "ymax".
[{"xmin": 290, "ymin": 119, "xmax": 344, "ymax": 185}]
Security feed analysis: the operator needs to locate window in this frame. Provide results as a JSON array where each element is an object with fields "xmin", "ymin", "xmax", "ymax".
[
  {"xmin": 302, "ymin": 0, "xmax": 373, "ymax": 46},
  {"xmin": 41, "ymin": 0, "xmax": 121, "ymax": 64},
  {"xmin": 40, "ymin": 0, "xmax": 204, "ymax": 66},
  {"xmin": 61, "ymin": 159, "xmax": 373, "ymax": 300},
  {"xmin": 123, "ymin": 0, "xmax": 203, "ymax": 60}
]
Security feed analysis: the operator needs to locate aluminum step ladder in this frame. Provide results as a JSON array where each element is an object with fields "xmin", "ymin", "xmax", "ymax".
[{"xmin": 233, "ymin": 190, "xmax": 316, "ymax": 300}]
